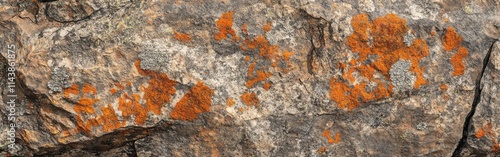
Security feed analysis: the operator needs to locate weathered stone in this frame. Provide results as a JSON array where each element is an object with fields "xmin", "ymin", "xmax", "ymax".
[{"xmin": 0, "ymin": 0, "xmax": 499, "ymax": 156}]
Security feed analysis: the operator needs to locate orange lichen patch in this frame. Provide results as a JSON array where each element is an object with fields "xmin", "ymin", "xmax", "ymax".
[
  {"xmin": 135, "ymin": 60, "xmax": 177, "ymax": 115},
  {"xmin": 174, "ymin": 31, "xmax": 191, "ymax": 42},
  {"xmin": 109, "ymin": 88, "xmax": 117, "ymax": 94},
  {"xmin": 331, "ymin": 13, "xmax": 430, "ymax": 110},
  {"xmin": 99, "ymin": 105, "xmax": 125, "ymax": 132},
  {"xmin": 81, "ymin": 83, "xmax": 97, "ymax": 94},
  {"xmin": 241, "ymin": 91, "xmax": 259, "ymax": 107},
  {"xmin": 451, "ymin": 47, "xmax": 468, "ymax": 76},
  {"xmin": 329, "ymin": 79, "xmax": 391, "ymax": 111},
  {"xmin": 476, "ymin": 127, "xmax": 487, "ymax": 139},
  {"xmin": 246, "ymin": 70, "xmax": 272, "ymax": 88},
  {"xmin": 170, "ymin": 82, "xmax": 214, "ymax": 121},
  {"xmin": 442, "ymin": 27, "xmax": 463, "ymax": 51},
  {"xmin": 322, "ymin": 130, "xmax": 341, "ymax": 144},
  {"xmin": 115, "ymin": 82, "xmax": 125, "ymax": 90},
  {"xmin": 241, "ymin": 23, "xmax": 248, "ymax": 34},
  {"xmin": 317, "ymin": 146, "xmax": 327, "ymax": 154},
  {"xmin": 126, "ymin": 81, "xmax": 132, "ymax": 86},
  {"xmin": 263, "ymin": 82, "xmax": 271, "ymax": 91},
  {"xmin": 64, "ymin": 83, "xmax": 79, "ymax": 97},
  {"xmin": 214, "ymin": 11, "xmax": 237, "ymax": 41},
  {"xmin": 440, "ymin": 84, "xmax": 447, "ymax": 91},
  {"xmin": 118, "ymin": 93, "xmax": 148, "ymax": 124},
  {"xmin": 474, "ymin": 123, "xmax": 500, "ymax": 151},
  {"xmin": 212, "ymin": 12, "xmax": 294, "ymax": 91},
  {"xmin": 75, "ymin": 97, "xmax": 98, "ymax": 114},
  {"xmin": 476, "ymin": 123, "xmax": 494, "ymax": 139},
  {"xmin": 61, "ymin": 82, "xmax": 126, "ymax": 135},
  {"xmin": 263, "ymin": 22, "xmax": 272, "ymax": 32},
  {"xmin": 226, "ymin": 98, "xmax": 235, "ymax": 107},
  {"xmin": 247, "ymin": 62, "xmax": 256, "ymax": 77},
  {"xmin": 493, "ymin": 141, "xmax": 500, "ymax": 152}
]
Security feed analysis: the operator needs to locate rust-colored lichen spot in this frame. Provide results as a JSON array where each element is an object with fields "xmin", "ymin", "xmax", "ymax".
[
  {"xmin": 174, "ymin": 31, "xmax": 191, "ymax": 42},
  {"xmin": 440, "ymin": 84, "xmax": 447, "ymax": 91},
  {"xmin": 118, "ymin": 93, "xmax": 149, "ymax": 124},
  {"xmin": 241, "ymin": 23, "xmax": 248, "ymax": 34},
  {"xmin": 331, "ymin": 13, "xmax": 430, "ymax": 111},
  {"xmin": 226, "ymin": 97, "xmax": 235, "ymax": 107},
  {"xmin": 99, "ymin": 105, "xmax": 125, "ymax": 132},
  {"xmin": 62, "ymin": 83, "xmax": 126, "ymax": 136},
  {"xmin": 263, "ymin": 82, "xmax": 271, "ymax": 91},
  {"xmin": 263, "ymin": 21, "xmax": 272, "ymax": 32},
  {"xmin": 241, "ymin": 91, "xmax": 259, "ymax": 107},
  {"xmin": 135, "ymin": 60, "xmax": 177, "ymax": 115},
  {"xmin": 109, "ymin": 88, "xmax": 117, "ymax": 94},
  {"xmin": 317, "ymin": 146, "xmax": 327, "ymax": 154},
  {"xmin": 321, "ymin": 129, "xmax": 341, "ymax": 144},
  {"xmin": 213, "ymin": 11, "xmax": 294, "ymax": 91},
  {"xmin": 170, "ymin": 82, "xmax": 214, "ymax": 121},
  {"xmin": 451, "ymin": 47, "xmax": 468, "ymax": 76},
  {"xmin": 476, "ymin": 123, "xmax": 493, "ymax": 139},
  {"xmin": 476, "ymin": 127, "xmax": 487, "ymax": 139},
  {"xmin": 474, "ymin": 122, "xmax": 500, "ymax": 152},
  {"xmin": 214, "ymin": 11, "xmax": 237, "ymax": 41},
  {"xmin": 246, "ymin": 70, "xmax": 272, "ymax": 88},
  {"xmin": 442, "ymin": 27, "xmax": 463, "ymax": 51},
  {"xmin": 64, "ymin": 83, "xmax": 79, "ymax": 97},
  {"xmin": 81, "ymin": 82, "xmax": 97, "ymax": 94}
]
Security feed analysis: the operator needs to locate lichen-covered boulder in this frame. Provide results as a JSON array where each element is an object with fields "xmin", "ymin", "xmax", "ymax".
[{"xmin": 0, "ymin": 0, "xmax": 499, "ymax": 156}]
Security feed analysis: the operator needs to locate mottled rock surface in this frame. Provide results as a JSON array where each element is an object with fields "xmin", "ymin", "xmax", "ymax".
[{"xmin": 0, "ymin": 0, "xmax": 499, "ymax": 156}]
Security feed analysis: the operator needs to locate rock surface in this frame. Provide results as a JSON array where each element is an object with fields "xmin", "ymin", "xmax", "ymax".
[{"xmin": 0, "ymin": 0, "xmax": 499, "ymax": 156}]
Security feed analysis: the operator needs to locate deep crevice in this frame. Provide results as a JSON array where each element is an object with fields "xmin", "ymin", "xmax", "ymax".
[{"xmin": 452, "ymin": 40, "xmax": 498, "ymax": 156}]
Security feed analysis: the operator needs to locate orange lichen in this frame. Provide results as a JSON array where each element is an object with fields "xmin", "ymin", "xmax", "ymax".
[
  {"xmin": 331, "ymin": 13, "xmax": 430, "ymax": 110},
  {"xmin": 263, "ymin": 22, "xmax": 272, "ymax": 32},
  {"xmin": 246, "ymin": 70, "xmax": 272, "ymax": 88},
  {"xmin": 226, "ymin": 98, "xmax": 235, "ymax": 107},
  {"xmin": 474, "ymin": 122, "xmax": 500, "ymax": 151},
  {"xmin": 493, "ymin": 141, "xmax": 500, "ymax": 152},
  {"xmin": 115, "ymin": 82, "xmax": 125, "ymax": 90},
  {"xmin": 61, "ymin": 82, "xmax": 126, "ymax": 136},
  {"xmin": 99, "ymin": 105, "xmax": 125, "ymax": 132},
  {"xmin": 81, "ymin": 83, "xmax": 97, "ymax": 94},
  {"xmin": 174, "ymin": 31, "xmax": 191, "ymax": 42},
  {"xmin": 212, "ymin": 12, "xmax": 294, "ymax": 91},
  {"xmin": 109, "ymin": 88, "xmax": 117, "ymax": 94},
  {"xmin": 476, "ymin": 127, "xmax": 487, "ymax": 138},
  {"xmin": 451, "ymin": 47, "xmax": 468, "ymax": 76},
  {"xmin": 442, "ymin": 27, "xmax": 463, "ymax": 51},
  {"xmin": 135, "ymin": 60, "xmax": 177, "ymax": 115},
  {"xmin": 440, "ymin": 84, "xmax": 447, "ymax": 91},
  {"xmin": 247, "ymin": 62, "xmax": 256, "ymax": 77},
  {"xmin": 322, "ymin": 130, "xmax": 341, "ymax": 144},
  {"xmin": 241, "ymin": 91, "xmax": 259, "ymax": 107},
  {"xmin": 263, "ymin": 82, "xmax": 271, "ymax": 91},
  {"xmin": 64, "ymin": 83, "xmax": 79, "ymax": 97},
  {"xmin": 170, "ymin": 82, "xmax": 214, "ymax": 121},
  {"xmin": 214, "ymin": 11, "xmax": 237, "ymax": 41},
  {"xmin": 317, "ymin": 146, "xmax": 327, "ymax": 154},
  {"xmin": 118, "ymin": 93, "xmax": 148, "ymax": 124},
  {"xmin": 75, "ymin": 97, "xmax": 98, "ymax": 114},
  {"xmin": 241, "ymin": 23, "xmax": 248, "ymax": 34}
]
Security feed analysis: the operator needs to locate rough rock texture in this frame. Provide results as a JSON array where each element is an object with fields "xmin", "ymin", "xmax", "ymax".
[{"xmin": 0, "ymin": 0, "xmax": 499, "ymax": 156}]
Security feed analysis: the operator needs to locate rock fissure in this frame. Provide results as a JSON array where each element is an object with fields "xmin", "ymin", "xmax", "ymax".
[{"xmin": 452, "ymin": 40, "xmax": 498, "ymax": 156}]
